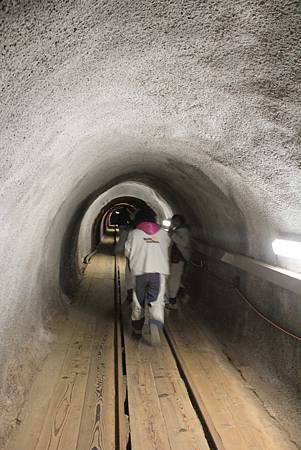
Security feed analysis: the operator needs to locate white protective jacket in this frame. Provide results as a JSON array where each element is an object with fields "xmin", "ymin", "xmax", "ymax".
[{"xmin": 125, "ymin": 223, "xmax": 170, "ymax": 276}]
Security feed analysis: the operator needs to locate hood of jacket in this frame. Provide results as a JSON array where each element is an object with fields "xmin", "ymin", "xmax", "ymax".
[{"xmin": 137, "ymin": 221, "xmax": 161, "ymax": 235}]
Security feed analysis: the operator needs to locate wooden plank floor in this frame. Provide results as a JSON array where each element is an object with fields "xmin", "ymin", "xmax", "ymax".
[
  {"xmin": 7, "ymin": 246, "xmax": 209, "ymax": 450},
  {"xmin": 122, "ymin": 314, "xmax": 210, "ymax": 450},
  {"xmin": 119, "ymin": 260, "xmax": 210, "ymax": 450},
  {"xmin": 165, "ymin": 307, "xmax": 299, "ymax": 450},
  {"xmin": 6, "ymin": 244, "xmax": 295, "ymax": 450},
  {"xmin": 6, "ymin": 249, "xmax": 117, "ymax": 450}
]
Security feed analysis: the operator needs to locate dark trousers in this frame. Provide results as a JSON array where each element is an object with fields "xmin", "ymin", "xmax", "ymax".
[{"xmin": 132, "ymin": 273, "xmax": 165, "ymax": 332}]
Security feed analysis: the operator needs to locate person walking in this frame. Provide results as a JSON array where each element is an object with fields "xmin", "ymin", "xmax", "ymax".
[
  {"xmin": 114, "ymin": 209, "xmax": 134, "ymax": 303},
  {"xmin": 167, "ymin": 214, "xmax": 191, "ymax": 309},
  {"xmin": 125, "ymin": 209, "xmax": 170, "ymax": 345}
]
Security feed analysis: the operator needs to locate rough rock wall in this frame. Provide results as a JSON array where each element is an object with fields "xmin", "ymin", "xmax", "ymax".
[{"xmin": 0, "ymin": 0, "xmax": 300, "ymax": 445}]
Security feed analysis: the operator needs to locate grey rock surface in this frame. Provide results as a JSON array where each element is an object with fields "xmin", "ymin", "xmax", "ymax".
[{"xmin": 0, "ymin": 0, "xmax": 300, "ymax": 445}]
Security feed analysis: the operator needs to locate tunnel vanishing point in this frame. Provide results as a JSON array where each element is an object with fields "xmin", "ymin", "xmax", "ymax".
[{"xmin": 1, "ymin": 0, "xmax": 301, "ymax": 448}]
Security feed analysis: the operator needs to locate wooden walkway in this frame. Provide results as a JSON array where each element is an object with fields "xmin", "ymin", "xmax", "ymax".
[
  {"xmin": 5, "ymin": 246, "xmax": 298, "ymax": 450},
  {"xmin": 165, "ymin": 308, "xmax": 298, "ymax": 450},
  {"xmin": 6, "ymin": 249, "xmax": 116, "ymax": 450},
  {"xmin": 123, "ymin": 307, "xmax": 209, "ymax": 450}
]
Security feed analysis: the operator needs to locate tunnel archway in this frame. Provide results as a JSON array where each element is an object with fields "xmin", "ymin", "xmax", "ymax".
[
  {"xmin": 1, "ymin": 0, "xmax": 301, "ymax": 446},
  {"xmin": 91, "ymin": 196, "xmax": 159, "ymax": 250},
  {"xmin": 58, "ymin": 164, "xmax": 250, "ymax": 299}
]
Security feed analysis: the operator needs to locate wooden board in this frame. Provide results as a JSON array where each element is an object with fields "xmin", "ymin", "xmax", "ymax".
[
  {"xmin": 5, "ymin": 247, "xmax": 118, "ymax": 450},
  {"xmin": 123, "ymin": 314, "xmax": 210, "ymax": 450},
  {"xmin": 76, "ymin": 258, "xmax": 118, "ymax": 450},
  {"xmin": 165, "ymin": 309, "xmax": 298, "ymax": 450},
  {"xmin": 116, "ymin": 311, "xmax": 128, "ymax": 450},
  {"xmin": 76, "ymin": 320, "xmax": 115, "ymax": 450},
  {"xmin": 6, "ymin": 312, "xmax": 80, "ymax": 450},
  {"xmin": 126, "ymin": 362, "xmax": 172, "ymax": 450},
  {"xmin": 35, "ymin": 318, "xmax": 96, "ymax": 450},
  {"xmin": 155, "ymin": 370, "xmax": 210, "ymax": 450}
]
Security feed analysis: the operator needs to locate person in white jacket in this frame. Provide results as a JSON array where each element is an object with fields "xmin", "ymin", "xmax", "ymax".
[
  {"xmin": 167, "ymin": 214, "xmax": 191, "ymax": 309},
  {"xmin": 125, "ymin": 210, "xmax": 170, "ymax": 345}
]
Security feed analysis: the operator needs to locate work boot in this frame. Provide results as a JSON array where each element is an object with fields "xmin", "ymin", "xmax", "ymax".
[
  {"xmin": 131, "ymin": 329, "xmax": 142, "ymax": 339},
  {"xmin": 131, "ymin": 318, "xmax": 144, "ymax": 335}
]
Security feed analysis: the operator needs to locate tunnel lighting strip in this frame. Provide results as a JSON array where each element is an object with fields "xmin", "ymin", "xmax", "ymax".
[
  {"xmin": 272, "ymin": 238, "xmax": 301, "ymax": 259},
  {"xmin": 194, "ymin": 241, "xmax": 301, "ymax": 297}
]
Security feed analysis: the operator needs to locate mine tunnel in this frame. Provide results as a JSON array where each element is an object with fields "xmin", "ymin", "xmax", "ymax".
[{"xmin": 1, "ymin": 1, "xmax": 301, "ymax": 449}]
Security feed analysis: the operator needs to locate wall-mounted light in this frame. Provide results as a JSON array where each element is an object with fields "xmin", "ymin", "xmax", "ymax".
[
  {"xmin": 162, "ymin": 219, "xmax": 171, "ymax": 228},
  {"xmin": 272, "ymin": 239, "xmax": 301, "ymax": 260}
]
